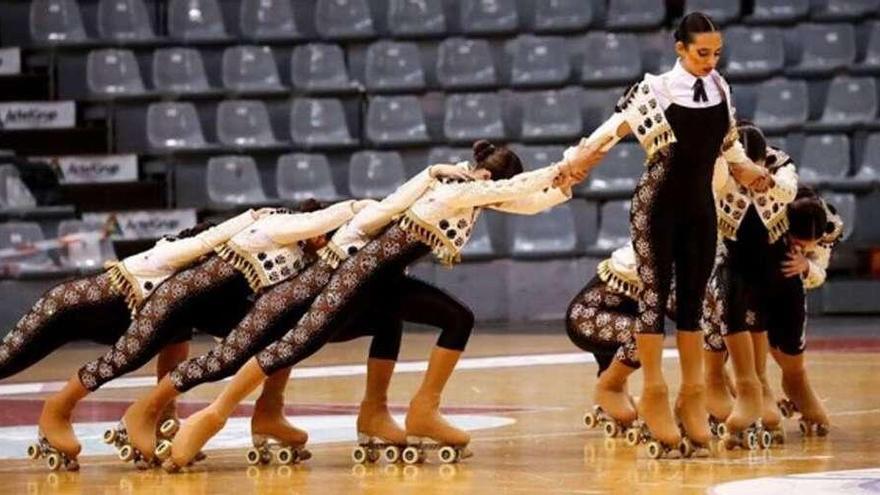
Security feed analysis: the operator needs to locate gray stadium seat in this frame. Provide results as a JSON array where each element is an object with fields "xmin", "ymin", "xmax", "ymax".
[
  {"xmin": 427, "ymin": 147, "xmax": 472, "ymax": 166},
  {"xmin": 582, "ymin": 87, "xmax": 621, "ymax": 130},
  {"xmin": 723, "ymin": 26, "xmax": 785, "ymax": 80},
  {"xmin": 152, "ymin": 48, "xmax": 213, "ymax": 95},
  {"xmin": 57, "ymin": 220, "xmax": 114, "ymax": 270},
  {"xmin": 520, "ymin": 90, "xmax": 583, "ymax": 142},
  {"xmin": 222, "ymin": 45, "xmax": 284, "ymax": 92},
  {"xmin": 508, "ymin": 144, "xmax": 565, "ymax": 170},
  {"xmin": 798, "ymin": 134, "xmax": 852, "ymax": 187},
  {"xmin": 436, "ymin": 38, "xmax": 497, "ymax": 90},
  {"xmin": 460, "ymin": 215, "xmax": 496, "ymax": 259},
  {"xmin": 387, "ymin": 0, "xmax": 446, "ymax": 38},
  {"xmin": 206, "ymin": 155, "xmax": 268, "ymax": 205},
  {"xmin": 168, "ymin": 0, "xmax": 228, "ymax": 41},
  {"xmin": 290, "ymin": 98, "xmax": 357, "ymax": 149},
  {"xmin": 767, "ymin": 134, "xmax": 788, "ymax": 152},
  {"xmin": 605, "ymin": 0, "xmax": 665, "ymax": 31},
  {"xmin": 580, "ymin": 32, "xmax": 641, "ymax": 86},
  {"xmin": 216, "ymin": 100, "xmax": 279, "ymax": 148},
  {"xmin": 0, "ymin": 165, "xmax": 37, "ymax": 208},
  {"xmin": 30, "ymin": 0, "xmax": 87, "ymax": 44},
  {"xmin": 585, "ymin": 142, "xmax": 644, "ymax": 197},
  {"xmin": 508, "ymin": 35, "xmax": 571, "ymax": 88},
  {"xmin": 745, "ymin": 0, "xmax": 809, "ymax": 24},
  {"xmin": 822, "ymin": 192, "xmax": 856, "ymax": 241},
  {"xmin": 315, "ymin": 0, "xmax": 375, "ymax": 40},
  {"xmin": 786, "ymin": 23, "xmax": 856, "ymax": 78},
  {"xmin": 444, "ymin": 93, "xmax": 505, "ymax": 143},
  {"xmin": 814, "ymin": 76, "xmax": 878, "ymax": 131},
  {"xmin": 0, "ymin": 222, "xmax": 54, "ymax": 271},
  {"xmin": 86, "ymin": 49, "xmax": 146, "ymax": 96},
  {"xmin": 853, "ymin": 22, "xmax": 880, "ymax": 75},
  {"xmin": 366, "ymin": 95, "xmax": 429, "ymax": 146},
  {"xmin": 638, "ymin": 29, "xmax": 676, "ymax": 74},
  {"xmin": 753, "ymin": 78, "xmax": 809, "ymax": 134},
  {"xmin": 589, "ymin": 200, "xmax": 631, "ymax": 254},
  {"xmin": 365, "ymin": 41, "xmax": 426, "ymax": 92},
  {"xmin": 812, "ymin": 0, "xmax": 880, "ymax": 22},
  {"xmin": 276, "ymin": 153, "xmax": 340, "ymax": 201},
  {"xmin": 348, "ymin": 150, "xmax": 406, "ymax": 199},
  {"xmin": 460, "ymin": 0, "xmax": 519, "ymax": 35},
  {"xmin": 291, "ymin": 43, "xmax": 355, "ymax": 93},
  {"xmin": 531, "ymin": 0, "xmax": 594, "ymax": 33},
  {"xmin": 684, "ymin": 0, "xmax": 741, "ymax": 25},
  {"xmin": 510, "ymin": 204, "xmax": 578, "ymax": 258},
  {"xmin": 147, "ymin": 102, "xmax": 208, "ymax": 151},
  {"xmin": 239, "ymin": 0, "xmax": 301, "ymax": 41},
  {"xmin": 97, "ymin": 0, "xmax": 155, "ymax": 41},
  {"xmin": 855, "ymin": 133, "xmax": 880, "ymax": 186}
]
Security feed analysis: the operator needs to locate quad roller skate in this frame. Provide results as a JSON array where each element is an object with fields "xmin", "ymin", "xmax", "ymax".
[
  {"xmin": 708, "ymin": 416, "xmax": 726, "ymax": 437},
  {"xmin": 718, "ymin": 420, "xmax": 774, "ymax": 450},
  {"xmin": 623, "ymin": 421, "xmax": 682, "ymax": 460},
  {"xmin": 245, "ymin": 434, "xmax": 311, "ymax": 466},
  {"xmin": 778, "ymin": 398, "xmax": 830, "ymax": 437},
  {"xmin": 26, "ymin": 434, "xmax": 79, "ymax": 472},
  {"xmin": 583, "ymin": 405, "xmax": 632, "ymax": 439},
  {"xmin": 399, "ymin": 436, "xmax": 472, "ymax": 465},
  {"xmin": 674, "ymin": 421, "xmax": 710, "ymax": 458},
  {"xmin": 104, "ymin": 417, "xmax": 185, "ymax": 469},
  {"xmin": 351, "ymin": 433, "xmax": 406, "ymax": 465}
]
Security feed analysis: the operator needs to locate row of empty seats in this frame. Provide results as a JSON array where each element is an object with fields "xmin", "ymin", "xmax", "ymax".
[
  {"xmin": 78, "ymin": 22, "xmax": 880, "ymax": 101},
  {"xmin": 26, "ymin": 0, "xmax": 880, "ymax": 47},
  {"xmin": 0, "ymin": 166, "xmax": 38, "ymax": 209},
  {"xmin": 0, "ymin": 220, "xmax": 115, "ymax": 277}
]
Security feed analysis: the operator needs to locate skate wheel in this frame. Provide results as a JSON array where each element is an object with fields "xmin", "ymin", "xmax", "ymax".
[
  {"xmin": 119, "ymin": 444, "xmax": 135, "ymax": 462},
  {"xmin": 401, "ymin": 446, "xmax": 421, "ymax": 465},
  {"xmin": 351, "ymin": 446, "xmax": 368, "ymax": 465},
  {"xmin": 646, "ymin": 441, "xmax": 663, "ymax": 460},
  {"xmin": 798, "ymin": 420, "xmax": 809, "ymax": 436},
  {"xmin": 246, "ymin": 448, "xmax": 263, "ymax": 466},
  {"xmin": 26, "ymin": 444, "xmax": 40, "ymax": 460},
  {"xmin": 438, "ymin": 446, "xmax": 458, "ymax": 464},
  {"xmin": 46, "ymin": 453, "xmax": 62, "ymax": 471},
  {"xmin": 760, "ymin": 430, "xmax": 773, "ymax": 449},
  {"xmin": 603, "ymin": 421, "xmax": 619, "ymax": 438},
  {"xmin": 383, "ymin": 446, "xmax": 401, "ymax": 464},
  {"xmin": 816, "ymin": 424, "xmax": 830, "ymax": 437},
  {"xmin": 103, "ymin": 428, "xmax": 118, "ymax": 444},
  {"xmin": 716, "ymin": 423, "xmax": 727, "ymax": 437},
  {"xmin": 679, "ymin": 438, "xmax": 694, "ymax": 458},
  {"xmin": 625, "ymin": 428, "xmax": 640, "ymax": 446},
  {"xmin": 160, "ymin": 419, "xmax": 179, "ymax": 437},
  {"xmin": 155, "ymin": 440, "xmax": 172, "ymax": 460},
  {"xmin": 746, "ymin": 432, "xmax": 758, "ymax": 451},
  {"xmin": 276, "ymin": 447, "xmax": 295, "ymax": 465},
  {"xmin": 583, "ymin": 412, "xmax": 597, "ymax": 429}
]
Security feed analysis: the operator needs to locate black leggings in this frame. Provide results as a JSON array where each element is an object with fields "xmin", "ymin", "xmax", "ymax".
[
  {"xmin": 0, "ymin": 272, "xmax": 131, "ymax": 380},
  {"xmin": 78, "ymin": 256, "xmax": 253, "ymax": 391},
  {"xmin": 257, "ymin": 225, "xmax": 474, "ymax": 376}
]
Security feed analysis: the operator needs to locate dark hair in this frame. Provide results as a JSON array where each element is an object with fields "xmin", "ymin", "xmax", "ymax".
[
  {"xmin": 165, "ymin": 221, "xmax": 216, "ymax": 241},
  {"xmin": 674, "ymin": 12, "xmax": 719, "ymax": 45},
  {"xmin": 472, "ymin": 140, "xmax": 523, "ymax": 181},
  {"xmin": 788, "ymin": 186, "xmax": 827, "ymax": 241},
  {"xmin": 736, "ymin": 121, "xmax": 768, "ymax": 164},
  {"xmin": 296, "ymin": 198, "xmax": 326, "ymax": 213}
]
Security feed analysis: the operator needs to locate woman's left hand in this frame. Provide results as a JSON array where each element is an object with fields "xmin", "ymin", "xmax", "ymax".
[{"xmin": 781, "ymin": 249, "xmax": 810, "ymax": 278}]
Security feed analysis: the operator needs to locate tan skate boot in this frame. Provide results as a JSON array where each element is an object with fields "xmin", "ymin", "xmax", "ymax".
[
  {"xmin": 704, "ymin": 350, "xmax": 734, "ymax": 435},
  {"xmin": 32, "ymin": 376, "xmax": 88, "ymax": 471},
  {"xmin": 247, "ymin": 367, "xmax": 310, "ymax": 466},
  {"xmin": 775, "ymin": 350, "xmax": 830, "ymax": 436},
  {"xmin": 353, "ymin": 359, "xmax": 406, "ymax": 464}
]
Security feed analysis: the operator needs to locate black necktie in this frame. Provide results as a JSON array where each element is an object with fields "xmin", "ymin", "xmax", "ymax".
[{"xmin": 693, "ymin": 78, "xmax": 708, "ymax": 103}]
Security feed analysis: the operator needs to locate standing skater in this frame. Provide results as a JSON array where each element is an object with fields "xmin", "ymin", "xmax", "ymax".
[{"xmin": 565, "ymin": 13, "xmax": 767, "ymax": 456}]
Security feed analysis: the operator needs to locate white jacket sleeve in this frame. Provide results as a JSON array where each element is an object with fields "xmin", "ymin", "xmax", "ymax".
[
  {"xmin": 446, "ymin": 164, "xmax": 563, "ymax": 209},
  {"xmin": 160, "ymin": 210, "xmax": 258, "ymax": 268},
  {"xmin": 581, "ymin": 113, "xmax": 628, "ymax": 152},
  {"xmin": 352, "ymin": 166, "xmax": 438, "ymax": 235},
  {"xmin": 802, "ymin": 244, "xmax": 830, "ymax": 289},
  {"xmin": 489, "ymin": 186, "xmax": 572, "ymax": 215},
  {"xmin": 266, "ymin": 201, "xmax": 358, "ymax": 245},
  {"xmin": 767, "ymin": 163, "xmax": 798, "ymax": 204}
]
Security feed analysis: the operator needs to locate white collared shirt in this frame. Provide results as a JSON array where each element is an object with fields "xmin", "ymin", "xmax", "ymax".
[{"xmin": 649, "ymin": 59, "xmax": 724, "ymax": 110}]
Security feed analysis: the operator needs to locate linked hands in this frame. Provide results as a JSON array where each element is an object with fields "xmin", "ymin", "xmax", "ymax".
[
  {"xmin": 730, "ymin": 161, "xmax": 773, "ymax": 192},
  {"xmin": 781, "ymin": 246, "xmax": 810, "ymax": 278},
  {"xmin": 554, "ymin": 137, "xmax": 611, "ymax": 189}
]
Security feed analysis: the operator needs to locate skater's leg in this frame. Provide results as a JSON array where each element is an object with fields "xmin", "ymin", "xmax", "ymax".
[{"xmin": 251, "ymin": 366, "xmax": 308, "ymax": 447}]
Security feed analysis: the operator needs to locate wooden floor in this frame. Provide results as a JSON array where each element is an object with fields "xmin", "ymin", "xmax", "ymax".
[{"xmin": 0, "ymin": 331, "xmax": 878, "ymax": 495}]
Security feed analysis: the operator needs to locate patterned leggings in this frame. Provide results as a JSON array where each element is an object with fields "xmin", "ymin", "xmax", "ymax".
[
  {"xmin": 256, "ymin": 224, "xmax": 469, "ymax": 376},
  {"xmin": 0, "ymin": 272, "xmax": 131, "ymax": 379},
  {"xmin": 78, "ymin": 256, "xmax": 252, "ymax": 391}
]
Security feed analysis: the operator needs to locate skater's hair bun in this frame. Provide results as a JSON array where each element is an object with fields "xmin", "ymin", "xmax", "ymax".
[
  {"xmin": 674, "ymin": 12, "xmax": 719, "ymax": 45},
  {"xmin": 736, "ymin": 121, "xmax": 768, "ymax": 164},
  {"xmin": 788, "ymin": 187, "xmax": 827, "ymax": 241},
  {"xmin": 472, "ymin": 140, "xmax": 524, "ymax": 181},
  {"xmin": 296, "ymin": 198, "xmax": 326, "ymax": 213}
]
